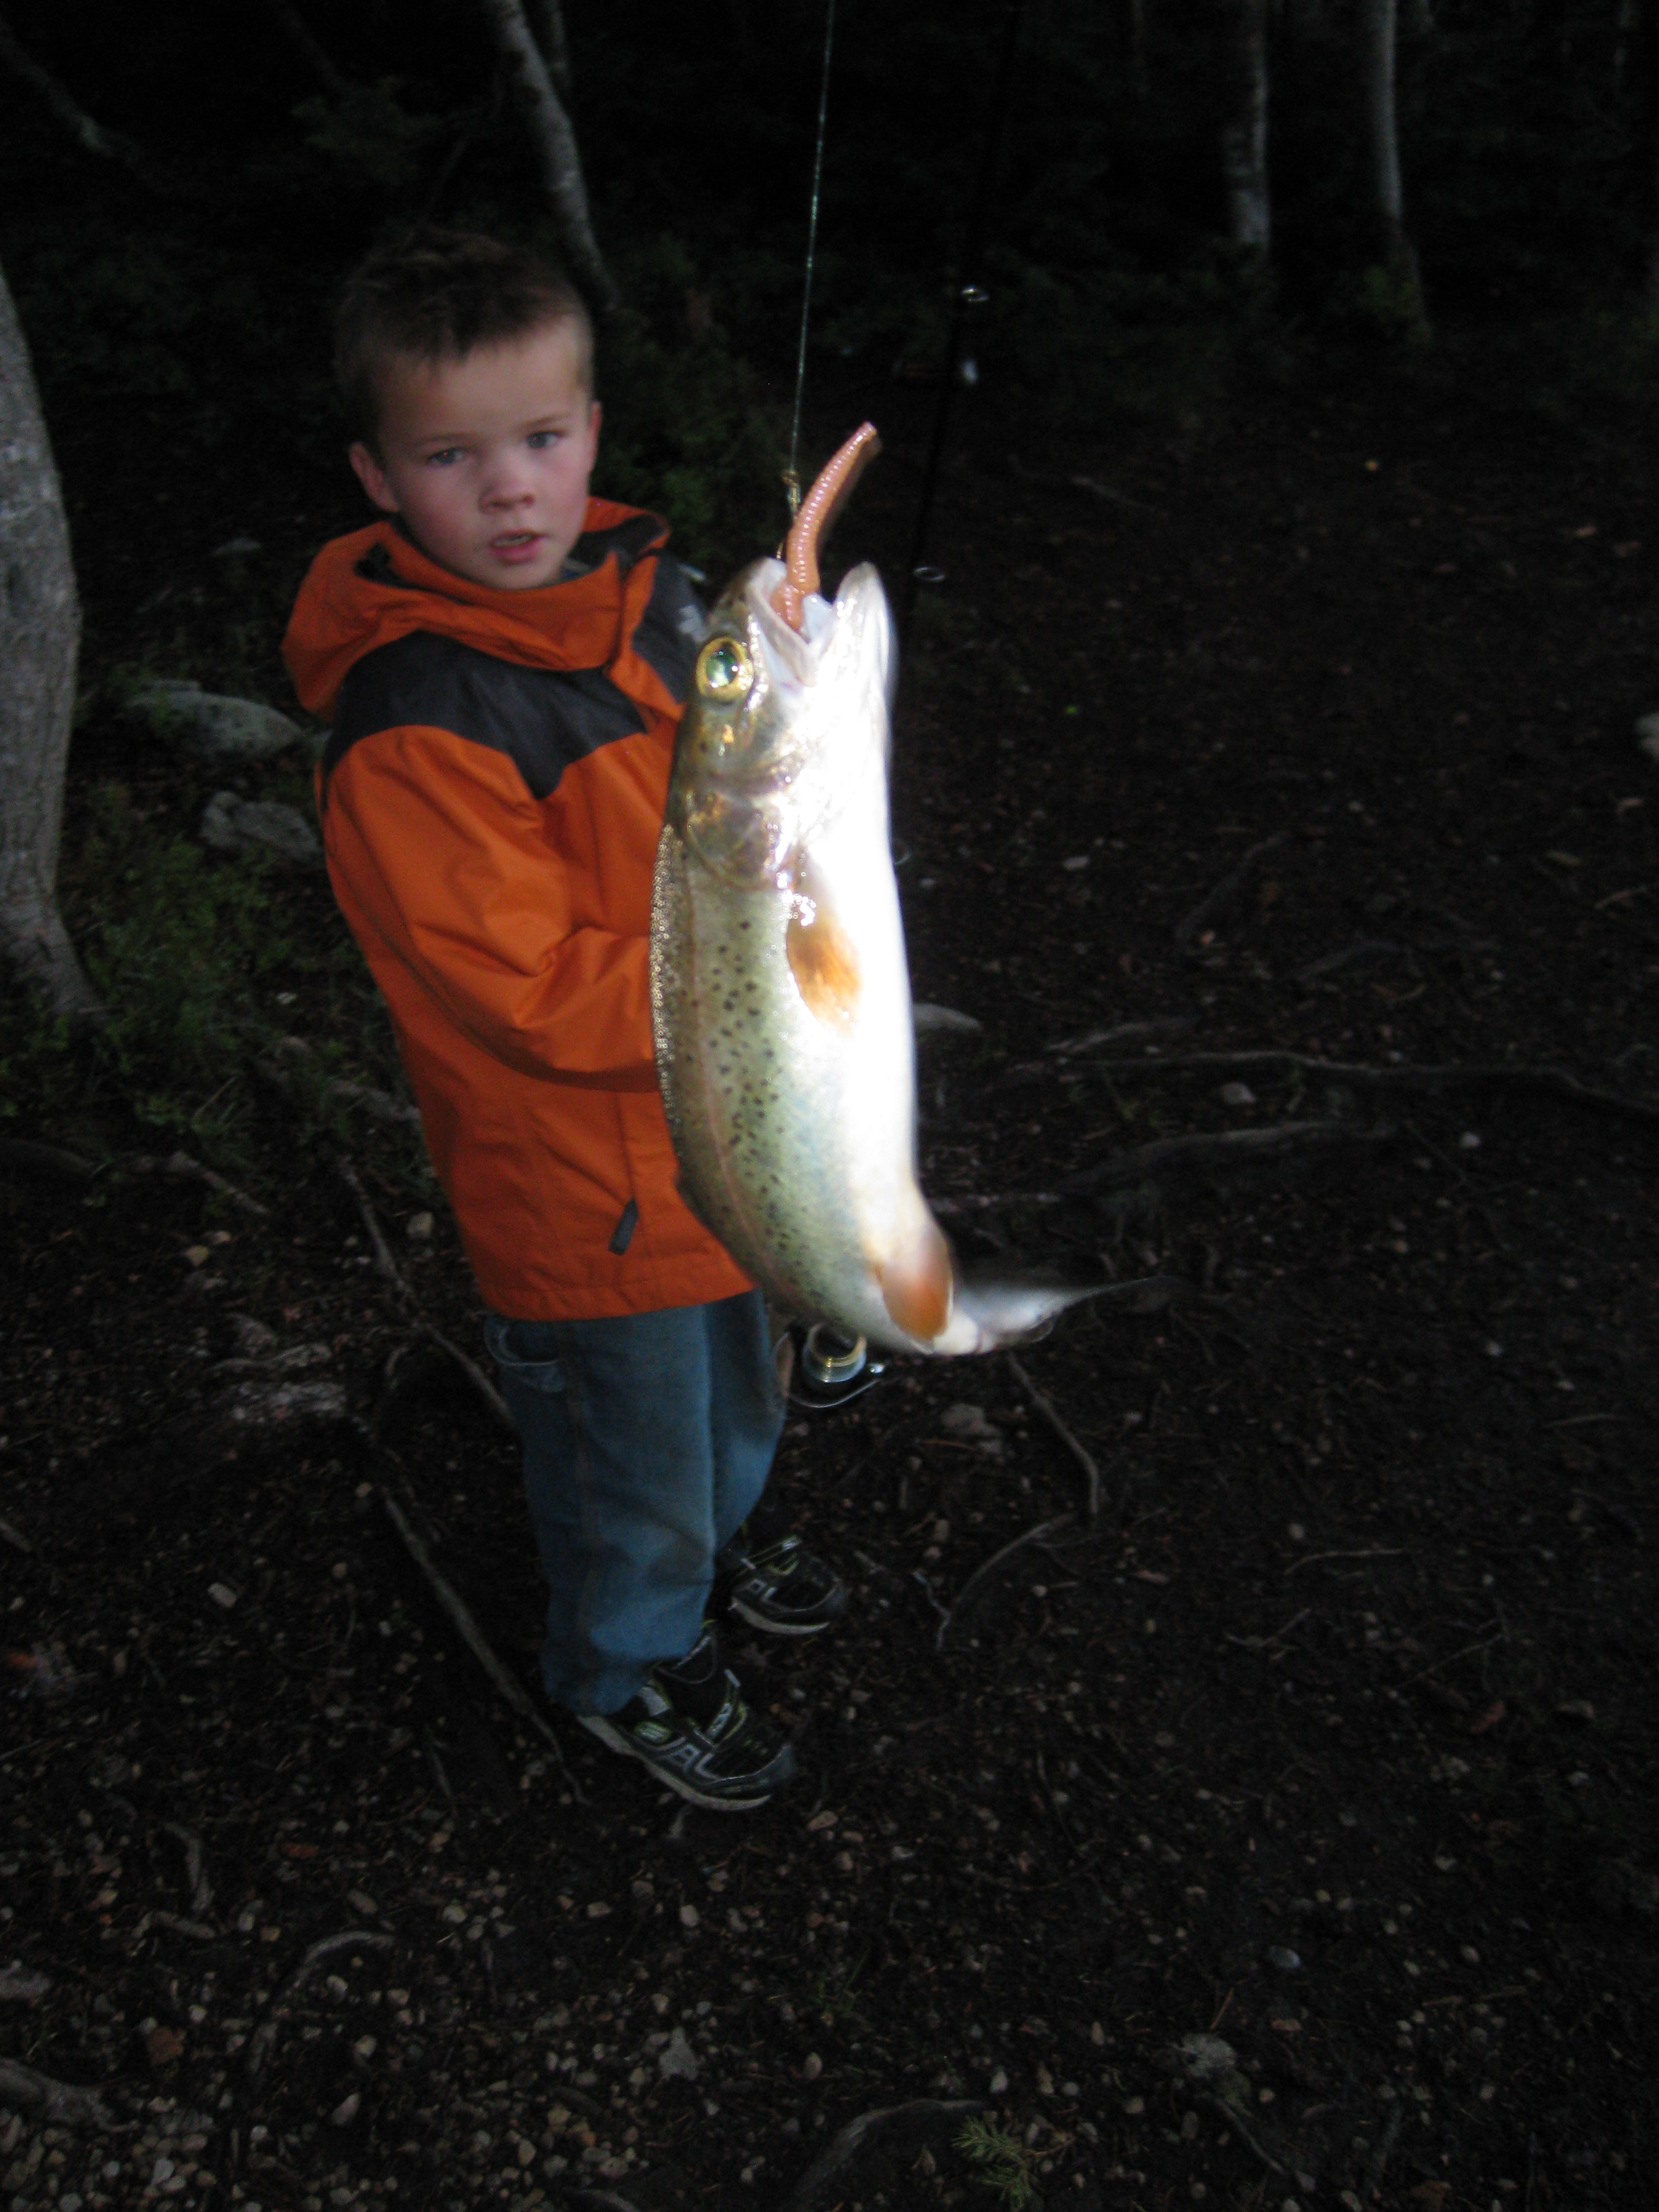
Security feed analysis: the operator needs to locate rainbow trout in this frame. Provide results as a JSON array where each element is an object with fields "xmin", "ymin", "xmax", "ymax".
[{"xmin": 649, "ymin": 426, "xmax": 1102, "ymax": 1355}]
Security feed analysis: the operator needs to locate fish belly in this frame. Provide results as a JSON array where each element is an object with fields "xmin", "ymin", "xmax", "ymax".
[{"xmin": 651, "ymin": 808, "xmax": 926, "ymax": 1349}]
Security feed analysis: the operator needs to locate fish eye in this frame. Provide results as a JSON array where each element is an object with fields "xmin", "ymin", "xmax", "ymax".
[{"xmin": 695, "ymin": 636, "xmax": 753, "ymax": 704}]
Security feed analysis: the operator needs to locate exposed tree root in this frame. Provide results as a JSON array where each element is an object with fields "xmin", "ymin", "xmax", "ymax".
[
  {"xmin": 936, "ymin": 1517, "xmax": 1078, "ymax": 1651},
  {"xmin": 779, "ymin": 2097, "xmax": 983, "ymax": 2212},
  {"xmin": 380, "ymin": 1488, "xmax": 585, "ymax": 1802},
  {"xmin": 245, "ymin": 1930, "xmax": 394, "ymax": 2083},
  {"xmin": 0, "ymin": 2058, "xmax": 117, "ymax": 2129},
  {"xmin": 1174, "ymin": 832, "xmax": 1286, "ymax": 946},
  {"xmin": 1006, "ymin": 1353, "xmax": 1105, "ymax": 1519},
  {"xmin": 1043, "ymin": 1045, "xmax": 1659, "ymax": 1128}
]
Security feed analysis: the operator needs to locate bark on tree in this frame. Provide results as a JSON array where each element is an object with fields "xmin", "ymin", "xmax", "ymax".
[
  {"xmin": 0, "ymin": 262, "xmax": 101, "ymax": 1025},
  {"xmin": 1221, "ymin": 0, "xmax": 1271, "ymax": 258},
  {"xmin": 471, "ymin": 0, "xmax": 617, "ymax": 314},
  {"xmin": 1357, "ymin": 0, "xmax": 1429, "ymax": 335},
  {"xmin": 0, "ymin": 8, "xmax": 141, "ymax": 167}
]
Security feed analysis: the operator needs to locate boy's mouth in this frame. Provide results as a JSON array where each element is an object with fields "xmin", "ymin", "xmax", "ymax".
[{"xmin": 490, "ymin": 531, "xmax": 545, "ymax": 558}]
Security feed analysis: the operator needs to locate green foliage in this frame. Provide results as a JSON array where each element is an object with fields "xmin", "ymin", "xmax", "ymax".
[
  {"xmin": 592, "ymin": 233, "xmax": 787, "ymax": 576},
  {"xmin": 72, "ymin": 786, "xmax": 291, "ymax": 1141},
  {"xmin": 293, "ymin": 81, "xmax": 449, "ymax": 203},
  {"xmin": 955, "ymin": 2115, "xmax": 1041, "ymax": 2211}
]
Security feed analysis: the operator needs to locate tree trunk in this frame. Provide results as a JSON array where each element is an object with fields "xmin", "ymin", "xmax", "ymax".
[
  {"xmin": 0, "ymin": 262, "xmax": 101, "ymax": 1026},
  {"xmin": 1357, "ymin": 0, "xmax": 1429, "ymax": 335},
  {"xmin": 470, "ymin": 0, "xmax": 618, "ymax": 314},
  {"xmin": 1221, "ymin": 0, "xmax": 1271, "ymax": 258}
]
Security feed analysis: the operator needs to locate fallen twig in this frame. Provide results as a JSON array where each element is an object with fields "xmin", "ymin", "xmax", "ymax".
[
  {"xmin": 337, "ymin": 1156, "xmax": 414, "ymax": 1306},
  {"xmin": 936, "ymin": 1516, "xmax": 1077, "ymax": 1650},
  {"xmin": 152, "ymin": 1151, "xmax": 270, "ymax": 1221},
  {"xmin": 147, "ymin": 1911, "xmax": 220, "ymax": 1942},
  {"xmin": 1067, "ymin": 1122, "xmax": 1391, "ymax": 1193},
  {"xmin": 779, "ymin": 2097, "xmax": 983, "ymax": 2212},
  {"xmin": 1174, "ymin": 833, "xmax": 1286, "ymax": 947},
  {"xmin": 0, "ymin": 1515, "xmax": 33, "ymax": 1555},
  {"xmin": 1006, "ymin": 1353, "xmax": 1104, "ymax": 1519},
  {"xmin": 163, "ymin": 1823, "xmax": 213, "ymax": 1920},
  {"xmin": 1033, "ymin": 1047, "xmax": 1659, "ymax": 1130},
  {"xmin": 0, "ymin": 2057, "xmax": 117, "ymax": 2129},
  {"xmin": 1202, "ymin": 2091, "xmax": 1286, "ymax": 2175},
  {"xmin": 1363, "ymin": 2102, "xmax": 1404, "ymax": 2201},
  {"xmin": 1048, "ymin": 1016, "xmax": 1194, "ymax": 1057},
  {"xmin": 0, "ymin": 1136, "xmax": 97, "ymax": 1179},
  {"xmin": 418, "ymin": 1323, "xmax": 514, "ymax": 1433},
  {"xmin": 246, "ymin": 1929, "xmax": 393, "ymax": 2082},
  {"xmin": 1285, "ymin": 1547, "xmax": 1406, "ymax": 1575},
  {"xmin": 380, "ymin": 1489, "xmax": 584, "ymax": 1801},
  {"xmin": 1223, "ymin": 1608, "xmax": 1309, "ymax": 1651}
]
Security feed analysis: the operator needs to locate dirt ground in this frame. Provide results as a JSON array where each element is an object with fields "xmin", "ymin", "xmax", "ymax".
[{"xmin": 3, "ymin": 353, "xmax": 1657, "ymax": 2212}]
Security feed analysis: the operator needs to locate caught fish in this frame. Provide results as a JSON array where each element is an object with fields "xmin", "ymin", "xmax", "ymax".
[{"xmin": 650, "ymin": 426, "xmax": 1104, "ymax": 1355}]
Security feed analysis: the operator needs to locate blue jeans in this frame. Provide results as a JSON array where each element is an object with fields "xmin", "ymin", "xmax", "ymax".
[{"xmin": 485, "ymin": 1291, "xmax": 784, "ymax": 1716}]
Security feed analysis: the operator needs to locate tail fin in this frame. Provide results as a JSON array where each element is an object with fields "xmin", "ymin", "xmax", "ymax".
[{"xmin": 937, "ymin": 1265, "xmax": 1181, "ymax": 1355}]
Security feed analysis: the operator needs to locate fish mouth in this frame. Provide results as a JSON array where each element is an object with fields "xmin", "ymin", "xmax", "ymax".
[{"xmin": 741, "ymin": 558, "xmax": 891, "ymax": 708}]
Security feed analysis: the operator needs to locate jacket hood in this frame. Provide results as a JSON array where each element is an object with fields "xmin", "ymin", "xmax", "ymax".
[{"xmin": 283, "ymin": 499, "xmax": 672, "ymax": 722}]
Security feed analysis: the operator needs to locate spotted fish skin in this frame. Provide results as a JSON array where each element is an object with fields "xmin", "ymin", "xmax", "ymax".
[{"xmin": 651, "ymin": 555, "xmax": 1105, "ymax": 1357}]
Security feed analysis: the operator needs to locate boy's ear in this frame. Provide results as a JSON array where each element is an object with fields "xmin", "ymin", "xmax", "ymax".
[{"xmin": 349, "ymin": 441, "xmax": 401, "ymax": 514}]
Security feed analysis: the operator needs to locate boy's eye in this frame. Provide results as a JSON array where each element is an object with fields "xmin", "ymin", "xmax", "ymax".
[
  {"xmin": 527, "ymin": 430, "xmax": 561, "ymax": 450},
  {"xmin": 695, "ymin": 636, "xmax": 754, "ymax": 704},
  {"xmin": 426, "ymin": 447, "xmax": 466, "ymax": 466}
]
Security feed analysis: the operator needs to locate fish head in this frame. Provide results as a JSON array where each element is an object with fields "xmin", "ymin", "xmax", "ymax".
[{"xmin": 668, "ymin": 558, "xmax": 893, "ymax": 893}]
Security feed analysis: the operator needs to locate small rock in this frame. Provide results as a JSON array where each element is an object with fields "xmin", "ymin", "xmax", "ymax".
[
  {"xmin": 231, "ymin": 1313, "xmax": 279, "ymax": 1355},
  {"xmin": 134, "ymin": 679, "xmax": 312, "ymax": 762},
  {"xmin": 207, "ymin": 1583, "xmax": 239, "ymax": 1610},
  {"xmin": 1267, "ymin": 1946, "xmax": 1302, "ymax": 1972},
  {"xmin": 146, "ymin": 2025, "xmax": 184, "ymax": 2068},
  {"xmin": 1458, "ymin": 1130, "xmax": 1481, "ymax": 1151},
  {"xmin": 1061, "ymin": 854, "xmax": 1090, "ymax": 872},
  {"xmin": 801, "ymin": 2052, "xmax": 823, "ymax": 2081},
  {"xmin": 659, "ymin": 2028, "xmax": 699, "ymax": 2081},
  {"xmin": 329, "ymin": 2093, "xmax": 361, "ymax": 2127},
  {"xmin": 1635, "ymin": 711, "xmax": 1659, "ymax": 762},
  {"xmin": 211, "ymin": 537, "xmax": 264, "ymax": 558},
  {"xmin": 406, "ymin": 1212, "xmax": 434, "ymax": 1242},
  {"xmin": 678, "ymin": 1903, "xmax": 699, "ymax": 1928},
  {"xmin": 1219, "ymin": 1082, "xmax": 1256, "ymax": 1106},
  {"xmin": 347, "ymin": 1891, "xmax": 378, "ymax": 1917},
  {"xmin": 989, "ymin": 2068, "xmax": 1008, "ymax": 2093},
  {"xmin": 806, "ymin": 1810, "xmax": 838, "ymax": 1832},
  {"xmin": 940, "ymin": 1403, "xmax": 998, "ymax": 1441},
  {"xmin": 200, "ymin": 792, "xmax": 322, "ymax": 866}
]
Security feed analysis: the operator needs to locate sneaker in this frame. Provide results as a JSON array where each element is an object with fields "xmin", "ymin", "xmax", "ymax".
[
  {"xmin": 579, "ymin": 1627, "xmax": 797, "ymax": 1811},
  {"xmin": 715, "ymin": 1533, "xmax": 848, "ymax": 1637}
]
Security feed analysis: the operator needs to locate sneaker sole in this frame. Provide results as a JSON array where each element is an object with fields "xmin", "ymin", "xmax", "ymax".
[
  {"xmin": 579, "ymin": 1712, "xmax": 795, "ymax": 1812},
  {"xmin": 726, "ymin": 1595, "xmax": 842, "ymax": 1637}
]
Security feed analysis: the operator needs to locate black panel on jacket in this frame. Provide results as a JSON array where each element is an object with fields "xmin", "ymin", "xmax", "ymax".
[
  {"xmin": 322, "ymin": 630, "xmax": 644, "ymax": 800},
  {"xmin": 632, "ymin": 554, "xmax": 706, "ymax": 703}
]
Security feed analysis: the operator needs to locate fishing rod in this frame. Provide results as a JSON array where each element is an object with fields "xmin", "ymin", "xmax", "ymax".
[{"xmin": 899, "ymin": 0, "xmax": 1027, "ymax": 636}]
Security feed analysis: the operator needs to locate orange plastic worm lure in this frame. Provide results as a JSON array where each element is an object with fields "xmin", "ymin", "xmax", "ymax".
[{"xmin": 770, "ymin": 422, "xmax": 882, "ymax": 632}]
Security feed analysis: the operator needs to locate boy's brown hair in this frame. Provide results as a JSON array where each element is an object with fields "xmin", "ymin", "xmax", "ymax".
[{"xmin": 335, "ymin": 228, "xmax": 594, "ymax": 450}]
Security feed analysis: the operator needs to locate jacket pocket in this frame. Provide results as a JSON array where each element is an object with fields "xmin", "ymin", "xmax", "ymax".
[{"xmin": 485, "ymin": 1314, "xmax": 567, "ymax": 1395}]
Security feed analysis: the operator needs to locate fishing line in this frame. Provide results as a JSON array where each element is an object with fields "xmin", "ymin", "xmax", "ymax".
[
  {"xmin": 900, "ymin": 0, "xmax": 1026, "ymax": 632},
  {"xmin": 785, "ymin": 0, "xmax": 838, "ymax": 520}
]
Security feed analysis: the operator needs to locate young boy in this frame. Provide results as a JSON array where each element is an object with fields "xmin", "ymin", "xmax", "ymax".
[{"xmin": 283, "ymin": 229, "xmax": 844, "ymax": 1811}]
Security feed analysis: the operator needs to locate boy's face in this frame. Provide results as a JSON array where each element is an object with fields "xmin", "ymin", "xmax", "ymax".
[{"xmin": 349, "ymin": 320, "xmax": 600, "ymax": 592}]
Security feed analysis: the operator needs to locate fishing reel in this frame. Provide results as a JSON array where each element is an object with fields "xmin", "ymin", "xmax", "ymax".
[{"xmin": 786, "ymin": 1322, "xmax": 886, "ymax": 1412}]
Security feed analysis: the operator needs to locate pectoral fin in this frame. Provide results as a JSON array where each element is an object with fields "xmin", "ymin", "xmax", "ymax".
[{"xmin": 878, "ymin": 1214, "xmax": 955, "ymax": 1344}]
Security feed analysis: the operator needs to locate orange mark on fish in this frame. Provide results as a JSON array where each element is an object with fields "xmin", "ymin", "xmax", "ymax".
[
  {"xmin": 879, "ymin": 1216, "xmax": 955, "ymax": 1344},
  {"xmin": 786, "ymin": 897, "xmax": 861, "ymax": 1029}
]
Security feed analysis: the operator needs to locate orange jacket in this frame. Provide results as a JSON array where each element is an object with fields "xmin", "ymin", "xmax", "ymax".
[{"xmin": 283, "ymin": 505, "xmax": 751, "ymax": 1320}]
